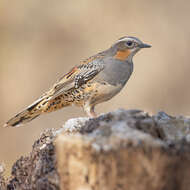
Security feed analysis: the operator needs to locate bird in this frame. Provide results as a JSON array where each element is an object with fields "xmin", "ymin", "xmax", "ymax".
[{"xmin": 4, "ymin": 36, "xmax": 151, "ymax": 127}]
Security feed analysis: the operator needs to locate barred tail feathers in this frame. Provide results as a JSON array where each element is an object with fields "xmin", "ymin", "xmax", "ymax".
[
  {"xmin": 4, "ymin": 93, "xmax": 70, "ymax": 127},
  {"xmin": 4, "ymin": 97, "xmax": 45, "ymax": 127}
]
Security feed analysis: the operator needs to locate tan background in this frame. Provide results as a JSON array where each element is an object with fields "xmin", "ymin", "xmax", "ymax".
[{"xmin": 1, "ymin": 0, "xmax": 190, "ymax": 175}]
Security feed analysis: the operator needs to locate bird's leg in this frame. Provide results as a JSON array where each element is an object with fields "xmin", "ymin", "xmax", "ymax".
[
  {"xmin": 89, "ymin": 106, "xmax": 97, "ymax": 118},
  {"xmin": 84, "ymin": 104, "xmax": 97, "ymax": 118}
]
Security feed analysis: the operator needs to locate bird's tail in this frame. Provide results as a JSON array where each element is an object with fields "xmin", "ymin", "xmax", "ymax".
[{"xmin": 4, "ymin": 97, "xmax": 45, "ymax": 127}]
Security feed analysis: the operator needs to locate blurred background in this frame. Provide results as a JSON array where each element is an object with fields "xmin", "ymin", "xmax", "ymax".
[{"xmin": 1, "ymin": 0, "xmax": 190, "ymax": 175}]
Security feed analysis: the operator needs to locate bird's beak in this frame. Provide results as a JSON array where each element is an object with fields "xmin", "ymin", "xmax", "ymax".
[{"xmin": 139, "ymin": 43, "xmax": 151, "ymax": 48}]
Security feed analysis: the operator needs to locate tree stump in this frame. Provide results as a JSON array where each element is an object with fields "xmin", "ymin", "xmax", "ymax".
[
  {"xmin": 4, "ymin": 109, "xmax": 190, "ymax": 190},
  {"xmin": 55, "ymin": 110, "xmax": 190, "ymax": 190}
]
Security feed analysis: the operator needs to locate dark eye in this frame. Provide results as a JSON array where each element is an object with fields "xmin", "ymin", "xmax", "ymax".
[{"xmin": 126, "ymin": 41, "xmax": 133, "ymax": 47}]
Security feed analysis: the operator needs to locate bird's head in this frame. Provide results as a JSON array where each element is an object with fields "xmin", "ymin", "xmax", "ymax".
[{"xmin": 111, "ymin": 36, "xmax": 151, "ymax": 61}]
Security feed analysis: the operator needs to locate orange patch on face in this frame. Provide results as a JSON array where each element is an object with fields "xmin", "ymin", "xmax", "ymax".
[{"xmin": 114, "ymin": 49, "xmax": 131, "ymax": 61}]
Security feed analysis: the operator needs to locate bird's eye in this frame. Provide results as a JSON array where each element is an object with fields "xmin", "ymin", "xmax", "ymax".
[{"xmin": 125, "ymin": 41, "xmax": 134, "ymax": 47}]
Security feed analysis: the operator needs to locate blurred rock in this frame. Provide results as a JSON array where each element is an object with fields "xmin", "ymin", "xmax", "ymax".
[{"xmin": 5, "ymin": 109, "xmax": 190, "ymax": 189}]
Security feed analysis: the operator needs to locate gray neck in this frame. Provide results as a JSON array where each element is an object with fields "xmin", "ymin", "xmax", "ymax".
[{"xmin": 97, "ymin": 57, "xmax": 133, "ymax": 86}]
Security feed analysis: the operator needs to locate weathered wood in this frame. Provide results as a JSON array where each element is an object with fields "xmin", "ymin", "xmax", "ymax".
[
  {"xmin": 5, "ymin": 109, "xmax": 190, "ymax": 190},
  {"xmin": 56, "ymin": 110, "xmax": 190, "ymax": 190}
]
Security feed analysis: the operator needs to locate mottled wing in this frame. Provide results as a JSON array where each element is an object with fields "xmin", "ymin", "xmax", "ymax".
[{"xmin": 49, "ymin": 57, "xmax": 105, "ymax": 99}]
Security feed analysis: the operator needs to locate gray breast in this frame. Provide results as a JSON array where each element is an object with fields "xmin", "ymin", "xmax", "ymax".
[{"xmin": 96, "ymin": 57, "xmax": 133, "ymax": 86}]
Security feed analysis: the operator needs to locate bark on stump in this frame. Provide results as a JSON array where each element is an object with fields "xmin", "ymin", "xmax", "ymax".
[
  {"xmin": 4, "ymin": 109, "xmax": 190, "ymax": 190},
  {"xmin": 55, "ymin": 110, "xmax": 190, "ymax": 190}
]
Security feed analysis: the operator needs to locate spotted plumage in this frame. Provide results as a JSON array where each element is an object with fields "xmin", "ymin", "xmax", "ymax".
[{"xmin": 4, "ymin": 36, "xmax": 151, "ymax": 127}]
